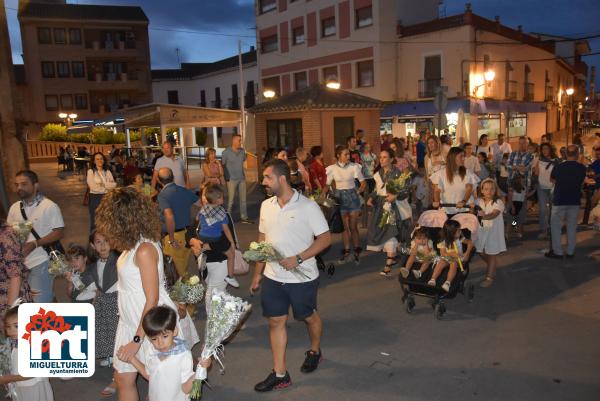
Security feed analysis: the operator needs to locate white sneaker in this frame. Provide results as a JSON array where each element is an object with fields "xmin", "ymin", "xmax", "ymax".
[
  {"xmin": 99, "ymin": 357, "xmax": 113, "ymax": 367},
  {"xmin": 427, "ymin": 279, "xmax": 436, "ymax": 287},
  {"xmin": 441, "ymin": 281, "xmax": 451, "ymax": 292},
  {"xmin": 413, "ymin": 270, "xmax": 422, "ymax": 279},
  {"xmin": 399, "ymin": 267, "xmax": 410, "ymax": 278},
  {"xmin": 224, "ymin": 276, "xmax": 240, "ymax": 288}
]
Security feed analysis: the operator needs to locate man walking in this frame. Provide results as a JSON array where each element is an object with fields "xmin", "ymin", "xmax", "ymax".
[
  {"xmin": 157, "ymin": 167, "xmax": 200, "ymax": 276},
  {"xmin": 251, "ymin": 159, "xmax": 331, "ymax": 392},
  {"xmin": 151, "ymin": 141, "xmax": 190, "ymax": 189},
  {"xmin": 491, "ymin": 133, "xmax": 512, "ymax": 169},
  {"xmin": 416, "ymin": 131, "xmax": 427, "ymax": 169},
  {"xmin": 545, "ymin": 145, "xmax": 586, "ymax": 259},
  {"xmin": 7, "ymin": 170, "xmax": 64, "ymax": 303},
  {"xmin": 222, "ymin": 134, "xmax": 252, "ymax": 223}
]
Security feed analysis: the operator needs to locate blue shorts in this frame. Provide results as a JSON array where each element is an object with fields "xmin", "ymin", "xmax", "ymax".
[
  {"xmin": 261, "ymin": 277, "xmax": 319, "ymax": 320},
  {"xmin": 337, "ymin": 189, "xmax": 361, "ymax": 214}
]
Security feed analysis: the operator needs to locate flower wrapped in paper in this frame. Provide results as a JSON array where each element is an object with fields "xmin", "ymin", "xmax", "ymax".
[
  {"xmin": 378, "ymin": 201, "xmax": 397, "ymax": 229},
  {"xmin": 47, "ymin": 250, "xmax": 70, "ymax": 276},
  {"xmin": 243, "ymin": 241, "xmax": 311, "ymax": 281},
  {"xmin": 385, "ymin": 171, "xmax": 413, "ymax": 198},
  {"xmin": 190, "ymin": 291, "xmax": 251, "ymax": 399},
  {"xmin": 10, "ymin": 221, "xmax": 32, "ymax": 244},
  {"xmin": 169, "ymin": 275, "xmax": 205, "ymax": 304}
]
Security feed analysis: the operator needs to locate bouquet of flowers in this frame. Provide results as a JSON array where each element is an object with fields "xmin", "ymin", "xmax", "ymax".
[
  {"xmin": 416, "ymin": 249, "xmax": 437, "ymax": 263},
  {"xmin": 308, "ymin": 188, "xmax": 322, "ymax": 202},
  {"xmin": 385, "ymin": 171, "xmax": 412, "ymax": 197},
  {"xmin": 243, "ymin": 242, "xmax": 310, "ymax": 281},
  {"xmin": 169, "ymin": 275, "xmax": 205, "ymax": 304},
  {"xmin": 47, "ymin": 250, "xmax": 70, "ymax": 276},
  {"xmin": 10, "ymin": 221, "xmax": 33, "ymax": 244},
  {"xmin": 70, "ymin": 271, "xmax": 86, "ymax": 291},
  {"xmin": 190, "ymin": 291, "xmax": 251, "ymax": 400},
  {"xmin": 0, "ymin": 335, "xmax": 15, "ymax": 398},
  {"xmin": 378, "ymin": 201, "xmax": 397, "ymax": 229}
]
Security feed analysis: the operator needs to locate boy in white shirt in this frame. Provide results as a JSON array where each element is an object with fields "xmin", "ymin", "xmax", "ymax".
[{"xmin": 463, "ymin": 143, "xmax": 481, "ymax": 175}]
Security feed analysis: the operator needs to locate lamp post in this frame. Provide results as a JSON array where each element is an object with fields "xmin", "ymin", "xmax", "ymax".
[
  {"xmin": 472, "ymin": 69, "xmax": 495, "ymax": 97},
  {"xmin": 263, "ymin": 89, "xmax": 275, "ymax": 99},
  {"xmin": 326, "ymin": 78, "xmax": 340, "ymax": 90},
  {"xmin": 565, "ymin": 87, "xmax": 574, "ymax": 145},
  {"xmin": 58, "ymin": 112, "xmax": 78, "ymax": 127}
]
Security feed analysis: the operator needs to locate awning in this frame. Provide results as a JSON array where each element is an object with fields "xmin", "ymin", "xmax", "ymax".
[{"xmin": 382, "ymin": 98, "xmax": 547, "ymax": 118}]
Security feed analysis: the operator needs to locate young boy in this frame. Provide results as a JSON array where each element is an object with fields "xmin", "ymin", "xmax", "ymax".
[
  {"xmin": 197, "ymin": 183, "xmax": 239, "ymax": 288},
  {"xmin": 117, "ymin": 306, "xmax": 209, "ymax": 401},
  {"xmin": 463, "ymin": 143, "xmax": 481, "ymax": 176},
  {"xmin": 64, "ymin": 244, "xmax": 96, "ymax": 303}
]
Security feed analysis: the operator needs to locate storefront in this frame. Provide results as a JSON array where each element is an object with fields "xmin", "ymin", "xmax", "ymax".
[{"xmin": 477, "ymin": 114, "xmax": 501, "ymax": 139}]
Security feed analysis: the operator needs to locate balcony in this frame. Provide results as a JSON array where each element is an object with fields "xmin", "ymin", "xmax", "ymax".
[
  {"xmin": 85, "ymin": 40, "xmax": 137, "ymax": 50},
  {"xmin": 506, "ymin": 80, "xmax": 517, "ymax": 100},
  {"xmin": 524, "ymin": 83, "xmax": 534, "ymax": 102},
  {"xmin": 545, "ymin": 86, "xmax": 554, "ymax": 102},
  {"xmin": 88, "ymin": 71, "xmax": 140, "ymax": 82},
  {"xmin": 227, "ymin": 97, "xmax": 240, "ymax": 110},
  {"xmin": 418, "ymin": 78, "xmax": 442, "ymax": 98},
  {"xmin": 211, "ymin": 99, "xmax": 221, "ymax": 108}
]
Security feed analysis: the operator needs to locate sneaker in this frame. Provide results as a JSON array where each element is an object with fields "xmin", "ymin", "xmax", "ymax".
[
  {"xmin": 565, "ymin": 253, "xmax": 575, "ymax": 259},
  {"xmin": 441, "ymin": 281, "xmax": 451, "ymax": 292},
  {"xmin": 353, "ymin": 247, "xmax": 361, "ymax": 265},
  {"xmin": 224, "ymin": 275, "xmax": 240, "ymax": 288},
  {"xmin": 99, "ymin": 357, "xmax": 113, "ymax": 367},
  {"xmin": 412, "ymin": 270, "xmax": 422, "ymax": 279},
  {"xmin": 379, "ymin": 269, "xmax": 391, "ymax": 277},
  {"xmin": 427, "ymin": 279, "xmax": 436, "ymax": 286},
  {"xmin": 544, "ymin": 251, "xmax": 563, "ymax": 260},
  {"xmin": 480, "ymin": 277, "xmax": 494, "ymax": 288},
  {"xmin": 254, "ymin": 371, "xmax": 292, "ymax": 392},
  {"xmin": 300, "ymin": 349, "xmax": 322, "ymax": 373},
  {"xmin": 399, "ymin": 267, "xmax": 410, "ymax": 278},
  {"xmin": 338, "ymin": 249, "xmax": 351, "ymax": 264},
  {"xmin": 240, "ymin": 219, "xmax": 254, "ymax": 224}
]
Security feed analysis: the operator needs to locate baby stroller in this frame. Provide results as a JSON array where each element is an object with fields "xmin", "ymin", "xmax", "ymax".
[
  {"xmin": 398, "ymin": 204, "xmax": 477, "ymax": 319},
  {"xmin": 313, "ymin": 194, "xmax": 341, "ymax": 277}
]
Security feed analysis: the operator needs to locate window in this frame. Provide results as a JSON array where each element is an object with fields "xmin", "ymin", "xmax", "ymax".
[
  {"xmin": 45, "ymin": 95, "xmax": 58, "ymax": 111},
  {"xmin": 292, "ymin": 26, "xmax": 305, "ymax": 45},
  {"xmin": 294, "ymin": 71, "xmax": 307, "ymax": 90},
  {"xmin": 60, "ymin": 94, "xmax": 73, "ymax": 109},
  {"xmin": 261, "ymin": 35, "xmax": 278, "ymax": 53},
  {"xmin": 53, "ymin": 28, "xmax": 66, "ymax": 44},
  {"xmin": 245, "ymin": 80, "xmax": 255, "ymax": 107},
  {"xmin": 200, "ymin": 90, "xmax": 206, "ymax": 107},
  {"xmin": 38, "ymin": 28, "xmax": 51, "ymax": 44},
  {"xmin": 41, "ymin": 62, "xmax": 55, "ymax": 78},
  {"xmin": 57, "ymin": 62, "xmax": 70, "ymax": 78},
  {"xmin": 323, "ymin": 66, "xmax": 338, "ymax": 82},
  {"xmin": 420, "ymin": 55, "xmax": 441, "ymax": 97},
  {"xmin": 74, "ymin": 94, "xmax": 88, "ymax": 110},
  {"xmin": 231, "ymin": 84, "xmax": 239, "ymax": 109},
  {"xmin": 69, "ymin": 28, "xmax": 82, "ymax": 45},
  {"xmin": 357, "ymin": 60, "xmax": 374, "ymax": 87},
  {"xmin": 214, "ymin": 87, "xmax": 221, "ymax": 108},
  {"xmin": 355, "ymin": 6, "xmax": 373, "ymax": 28},
  {"xmin": 321, "ymin": 17, "xmax": 336, "ymax": 37},
  {"xmin": 267, "ymin": 119, "xmax": 303, "ymax": 152},
  {"xmin": 71, "ymin": 62, "xmax": 85, "ymax": 78},
  {"xmin": 167, "ymin": 90, "xmax": 179, "ymax": 104},
  {"xmin": 259, "ymin": 0, "xmax": 277, "ymax": 14},
  {"xmin": 263, "ymin": 76, "xmax": 281, "ymax": 97}
]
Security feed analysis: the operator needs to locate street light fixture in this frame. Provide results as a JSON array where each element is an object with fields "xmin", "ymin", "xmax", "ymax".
[
  {"xmin": 263, "ymin": 89, "xmax": 275, "ymax": 99},
  {"xmin": 58, "ymin": 112, "xmax": 68, "ymax": 119},
  {"xmin": 472, "ymin": 70, "xmax": 495, "ymax": 97},
  {"xmin": 326, "ymin": 79, "xmax": 341, "ymax": 90},
  {"xmin": 566, "ymin": 87, "xmax": 574, "ymax": 96},
  {"xmin": 68, "ymin": 113, "xmax": 78, "ymax": 119},
  {"xmin": 565, "ymin": 88, "xmax": 574, "ymax": 145}
]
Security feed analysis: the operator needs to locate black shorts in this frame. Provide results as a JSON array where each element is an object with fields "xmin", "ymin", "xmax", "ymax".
[
  {"xmin": 200, "ymin": 234, "xmax": 231, "ymax": 254},
  {"xmin": 261, "ymin": 276, "xmax": 319, "ymax": 321}
]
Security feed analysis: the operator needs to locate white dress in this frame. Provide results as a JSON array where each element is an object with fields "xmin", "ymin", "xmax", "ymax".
[
  {"xmin": 475, "ymin": 199, "xmax": 507, "ymax": 255},
  {"xmin": 113, "ymin": 240, "xmax": 182, "ymax": 373},
  {"xmin": 10, "ymin": 348, "xmax": 54, "ymax": 401},
  {"xmin": 146, "ymin": 350, "xmax": 194, "ymax": 401}
]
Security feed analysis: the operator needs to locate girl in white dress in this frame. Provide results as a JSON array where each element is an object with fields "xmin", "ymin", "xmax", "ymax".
[
  {"xmin": 475, "ymin": 179, "xmax": 507, "ymax": 288},
  {"xmin": 94, "ymin": 187, "xmax": 183, "ymax": 401}
]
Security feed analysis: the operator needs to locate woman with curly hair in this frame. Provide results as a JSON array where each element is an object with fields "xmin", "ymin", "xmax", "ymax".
[{"xmin": 95, "ymin": 187, "xmax": 182, "ymax": 401}]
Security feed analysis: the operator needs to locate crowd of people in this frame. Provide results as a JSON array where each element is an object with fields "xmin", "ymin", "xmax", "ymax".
[{"xmin": 1, "ymin": 127, "xmax": 598, "ymax": 400}]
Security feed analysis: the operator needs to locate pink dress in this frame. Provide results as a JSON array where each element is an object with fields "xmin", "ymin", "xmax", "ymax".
[{"xmin": 205, "ymin": 160, "xmax": 222, "ymax": 184}]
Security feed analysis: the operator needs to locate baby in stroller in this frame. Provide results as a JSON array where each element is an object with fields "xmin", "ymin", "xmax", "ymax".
[
  {"xmin": 428, "ymin": 220, "xmax": 473, "ymax": 292},
  {"xmin": 399, "ymin": 227, "xmax": 436, "ymax": 280}
]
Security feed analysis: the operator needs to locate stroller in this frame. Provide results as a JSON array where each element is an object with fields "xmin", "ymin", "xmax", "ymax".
[
  {"xmin": 313, "ymin": 194, "xmax": 342, "ymax": 277},
  {"xmin": 398, "ymin": 205, "xmax": 478, "ymax": 319}
]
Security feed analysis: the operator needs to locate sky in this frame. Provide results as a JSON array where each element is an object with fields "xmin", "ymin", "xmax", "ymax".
[{"xmin": 4, "ymin": 0, "xmax": 600, "ymax": 85}]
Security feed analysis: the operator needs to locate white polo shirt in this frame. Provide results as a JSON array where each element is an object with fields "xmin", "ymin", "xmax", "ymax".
[
  {"xmin": 7, "ymin": 197, "xmax": 64, "ymax": 269},
  {"xmin": 258, "ymin": 190, "xmax": 329, "ymax": 283},
  {"xmin": 325, "ymin": 162, "xmax": 364, "ymax": 190}
]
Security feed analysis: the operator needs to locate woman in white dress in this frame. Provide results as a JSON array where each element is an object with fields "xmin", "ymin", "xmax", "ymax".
[
  {"xmin": 431, "ymin": 147, "xmax": 477, "ymax": 216},
  {"xmin": 87, "ymin": 152, "xmax": 116, "ymax": 231},
  {"xmin": 95, "ymin": 187, "xmax": 182, "ymax": 401}
]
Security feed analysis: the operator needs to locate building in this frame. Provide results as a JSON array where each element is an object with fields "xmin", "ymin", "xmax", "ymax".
[{"xmin": 17, "ymin": 0, "xmax": 153, "ymax": 135}]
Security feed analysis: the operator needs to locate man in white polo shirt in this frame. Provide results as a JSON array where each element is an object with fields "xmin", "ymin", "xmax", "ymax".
[
  {"xmin": 251, "ymin": 159, "xmax": 331, "ymax": 393},
  {"xmin": 151, "ymin": 141, "xmax": 190, "ymax": 189},
  {"xmin": 7, "ymin": 170, "xmax": 64, "ymax": 303}
]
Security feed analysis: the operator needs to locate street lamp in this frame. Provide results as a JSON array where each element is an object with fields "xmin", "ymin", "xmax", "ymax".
[
  {"xmin": 472, "ymin": 70, "xmax": 495, "ymax": 97},
  {"xmin": 326, "ymin": 78, "xmax": 340, "ymax": 90},
  {"xmin": 565, "ymin": 87, "xmax": 574, "ymax": 145},
  {"xmin": 58, "ymin": 112, "xmax": 78, "ymax": 127},
  {"xmin": 58, "ymin": 112, "xmax": 68, "ymax": 119},
  {"xmin": 263, "ymin": 89, "xmax": 275, "ymax": 99}
]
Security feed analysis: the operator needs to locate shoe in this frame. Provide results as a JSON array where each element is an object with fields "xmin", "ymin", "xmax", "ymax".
[
  {"xmin": 379, "ymin": 269, "xmax": 391, "ymax": 277},
  {"xmin": 441, "ymin": 281, "xmax": 451, "ymax": 292},
  {"xmin": 480, "ymin": 277, "xmax": 494, "ymax": 288},
  {"xmin": 300, "ymin": 349, "xmax": 322, "ymax": 373},
  {"xmin": 224, "ymin": 275, "xmax": 240, "ymax": 288},
  {"xmin": 353, "ymin": 247, "xmax": 361, "ymax": 265},
  {"xmin": 99, "ymin": 357, "xmax": 113, "ymax": 367},
  {"xmin": 537, "ymin": 232, "xmax": 549, "ymax": 240},
  {"xmin": 544, "ymin": 251, "xmax": 563, "ymax": 260},
  {"xmin": 565, "ymin": 253, "xmax": 575, "ymax": 259},
  {"xmin": 254, "ymin": 371, "xmax": 292, "ymax": 392},
  {"xmin": 240, "ymin": 219, "xmax": 254, "ymax": 224},
  {"xmin": 412, "ymin": 270, "xmax": 422, "ymax": 279},
  {"xmin": 338, "ymin": 249, "xmax": 351, "ymax": 264},
  {"xmin": 427, "ymin": 279, "xmax": 436, "ymax": 286},
  {"xmin": 100, "ymin": 381, "xmax": 116, "ymax": 397},
  {"xmin": 399, "ymin": 267, "xmax": 410, "ymax": 278}
]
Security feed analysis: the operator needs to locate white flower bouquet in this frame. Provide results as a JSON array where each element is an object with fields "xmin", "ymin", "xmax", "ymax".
[
  {"xmin": 169, "ymin": 275, "xmax": 205, "ymax": 304},
  {"xmin": 70, "ymin": 271, "xmax": 86, "ymax": 291},
  {"xmin": 190, "ymin": 291, "xmax": 251, "ymax": 400},
  {"xmin": 243, "ymin": 241, "xmax": 310, "ymax": 281},
  {"xmin": 47, "ymin": 250, "xmax": 70, "ymax": 276},
  {"xmin": 378, "ymin": 201, "xmax": 397, "ymax": 228},
  {"xmin": 10, "ymin": 221, "xmax": 32, "ymax": 244}
]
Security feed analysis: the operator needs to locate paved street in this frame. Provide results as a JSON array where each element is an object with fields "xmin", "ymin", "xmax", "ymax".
[{"xmin": 27, "ymin": 163, "xmax": 600, "ymax": 401}]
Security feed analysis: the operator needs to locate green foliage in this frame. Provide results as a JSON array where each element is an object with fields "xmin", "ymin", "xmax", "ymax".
[
  {"xmin": 90, "ymin": 127, "xmax": 115, "ymax": 144},
  {"xmin": 40, "ymin": 124, "xmax": 67, "ymax": 141},
  {"xmin": 195, "ymin": 128, "xmax": 208, "ymax": 146}
]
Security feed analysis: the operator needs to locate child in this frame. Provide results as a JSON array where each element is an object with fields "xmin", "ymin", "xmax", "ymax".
[
  {"xmin": 497, "ymin": 153, "xmax": 510, "ymax": 196},
  {"xmin": 399, "ymin": 227, "xmax": 436, "ymax": 279},
  {"xmin": 507, "ymin": 174, "xmax": 534, "ymax": 239},
  {"xmin": 477, "ymin": 152, "xmax": 491, "ymax": 180},
  {"xmin": 117, "ymin": 306, "xmax": 210, "ymax": 401},
  {"xmin": 412, "ymin": 168, "xmax": 428, "ymax": 216},
  {"xmin": 0, "ymin": 306, "xmax": 54, "ymax": 401},
  {"xmin": 64, "ymin": 244, "xmax": 96, "ymax": 303},
  {"xmin": 475, "ymin": 179, "xmax": 507, "ymax": 288},
  {"xmin": 428, "ymin": 220, "xmax": 473, "ymax": 292},
  {"xmin": 197, "ymin": 183, "xmax": 239, "ymax": 288},
  {"xmin": 463, "ymin": 143, "xmax": 481, "ymax": 176}
]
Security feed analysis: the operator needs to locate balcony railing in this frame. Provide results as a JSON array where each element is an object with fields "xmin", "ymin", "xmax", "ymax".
[
  {"xmin": 211, "ymin": 100, "xmax": 221, "ymax": 108},
  {"xmin": 84, "ymin": 40, "xmax": 137, "ymax": 50},
  {"xmin": 418, "ymin": 78, "xmax": 442, "ymax": 98},
  {"xmin": 524, "ymin": 82, "xmax": 534, "ymax": 101},
  {"xmin": 545, "ymin": 86, "xmax": 554, "ymax": 102},
  {"xmin": 506, "ymin": 80, "xmax": 517, "ymax": 100},
  {"xmin": 88, "ymin": 72, "xmax": 139, "ymax": 82}
]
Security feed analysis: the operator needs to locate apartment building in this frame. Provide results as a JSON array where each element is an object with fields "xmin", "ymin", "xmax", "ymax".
[{"xmin": 18, "ymin": 0, "xmax": 153, "ymax": 133}]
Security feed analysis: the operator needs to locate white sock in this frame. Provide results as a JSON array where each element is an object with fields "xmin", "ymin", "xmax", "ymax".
[{"xmin": 275, "ymin": 372, "xmax": 286, "ymax": 378}]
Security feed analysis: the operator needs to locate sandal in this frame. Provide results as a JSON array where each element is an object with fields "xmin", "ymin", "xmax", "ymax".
[
  {"xmin": 100, "ymin": 381, "xmax": 116, "ymax": 397},
  {"xmin": 353, "ymin": 247, "xmax": 362, "ymax": 265},
  {"xmin": 380, "ymin": 257, "xmax": 397, "ymax": 277},
  {"xmin": 479, "ymin": 277, "xmax": 494, "ymax": 288},
  {"xmin": 338, "ymin": 249, "xmax": 351, "ymax": 264}
]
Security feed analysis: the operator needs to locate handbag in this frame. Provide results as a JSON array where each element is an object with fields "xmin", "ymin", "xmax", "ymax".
[
  {"xmin": 328, "ymin": 207, "xmax": 344, "ymax": 234},
  {"xmin": 19, "ymin": 202, "xmax": 65, "ymax": 255},
  {"xmin": 233, "ymin": 249, "xmax": 249, "ymax": 275},
  {"xmin": 83, "ymin": 188, "xmax": 90, "ymax": 206}
]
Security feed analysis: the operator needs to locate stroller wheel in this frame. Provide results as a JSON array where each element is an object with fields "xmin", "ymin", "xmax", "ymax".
[
  {"xmin": 466, "ymin": 283, "xmax": 475, "ymax": 302},
  {"xmin": 434, "ymin": 303, "xmax": 446, "ymax": 320},
  {"xmin": 327, "ymin": 264, "xmax": 335, "ymax": 277},
  {"xmin": 405, "ymin": 296, "xmax": 416, "ymax": 314}
]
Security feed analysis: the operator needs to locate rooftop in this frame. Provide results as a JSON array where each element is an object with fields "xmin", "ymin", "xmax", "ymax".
[
  {"xmin": 249, "ymin": 84, "xmax": 383, "ymax": 113},
  {"xmin": 18, "ymin": 2, "xmax": 148, "ymax": 22}
]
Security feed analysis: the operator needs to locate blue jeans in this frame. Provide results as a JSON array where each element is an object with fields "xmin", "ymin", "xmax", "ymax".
[
  {"xmin": 537, "ymin": 188, "xmax": 552, "ymax": 232},
  {"xmin": 28, "ymin": 260, "xmax": 54, "ymax": 303},
  {"xmin": 550, "ymin": 205, "xmax": 579, "ymax": 255}
]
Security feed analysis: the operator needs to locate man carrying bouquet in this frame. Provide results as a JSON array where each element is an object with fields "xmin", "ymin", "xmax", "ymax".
[{"xmin": 250, "ymin": 159, "xmax": 331, "ymax": 392}]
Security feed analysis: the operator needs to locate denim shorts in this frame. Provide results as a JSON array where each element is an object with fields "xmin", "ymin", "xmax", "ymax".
[
  {"xmin": 337, "ymin": 189, "xmax": 361, "ymax": 214},
  {"xmin": 261, "ymin": 277, "xmax": 319, "ymax": 320}
]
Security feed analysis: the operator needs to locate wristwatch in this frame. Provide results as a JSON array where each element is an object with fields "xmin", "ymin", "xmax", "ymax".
[
  {"xmin": 296, "ymin": 255, "xmax": 304, "ymax": 265},
  {"xmin": 133, "ymin": 335, "xmax": 141, "ymax": 344}
]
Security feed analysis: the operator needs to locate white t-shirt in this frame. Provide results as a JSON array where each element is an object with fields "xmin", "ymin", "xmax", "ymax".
[
  {"xmin": 146, "ymin": 349, "xmax": 194, "ymax": 401},
  {"xmin": 7, "ymin": 197, "xmax": 64, "ymax": 269},
  {"xmin": 326, "ymin": 162, "xmax": 364, "ymax": 190},
  {"xmin": 464, "ymin": 155, "xmax": 481, "ymax": 174},
  {"xmin": 476, "ymin": 145, "xmax": 493, "ymax": 158},
  {"xmin": 537, "ymin": 160, "xmax": 554, "ymax": 189},
  {"xmin": 431, "ymin": 168, "xmax": 477, "ymax": 214},
  {"xmin": 154, "ymin": 156, "xmax": 187, "ymax": 187},
  {"xmin": 259, "ymin": 191, "xmax": 329, "ymax": 283},
  {"xmin": 491, "ymin": 142, "xmax": 512, "ymax": 158}
]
